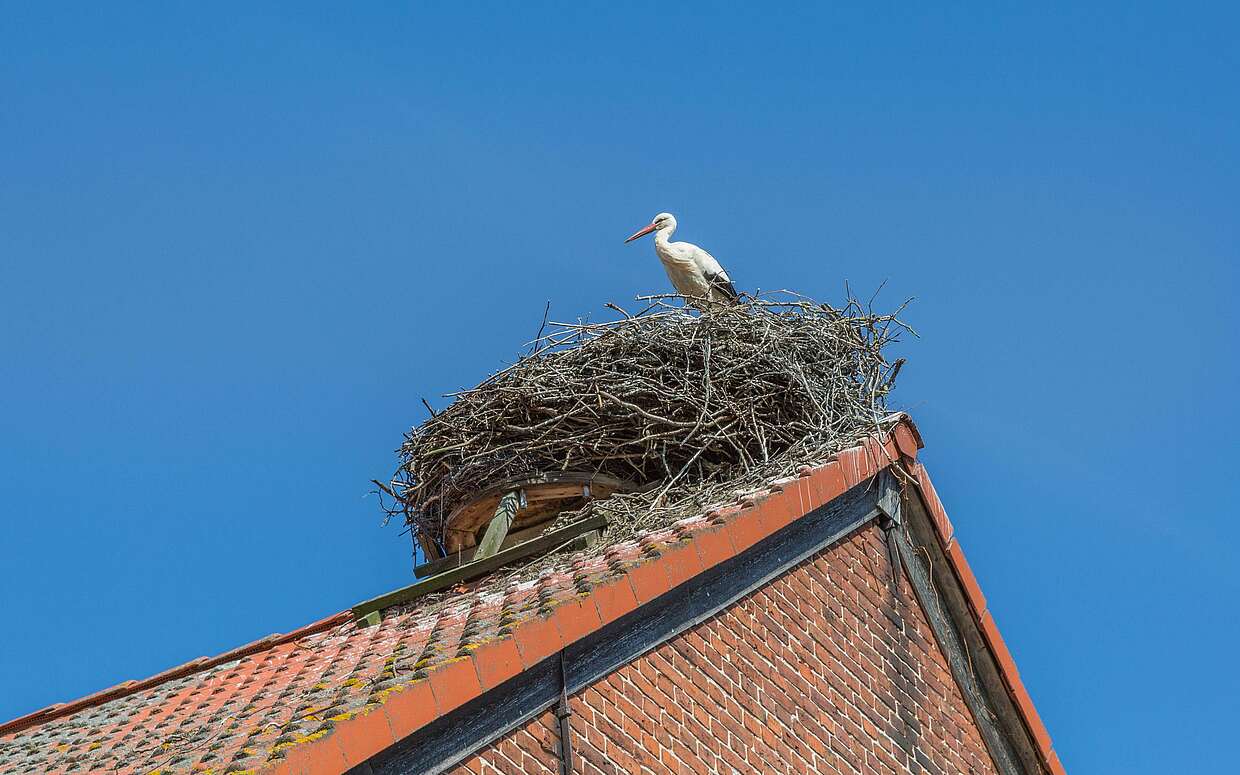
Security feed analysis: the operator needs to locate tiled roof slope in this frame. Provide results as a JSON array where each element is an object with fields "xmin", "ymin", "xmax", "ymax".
[{"xmin": 0, "ymin": 417, "xmax": 1061, "ymax": 775}]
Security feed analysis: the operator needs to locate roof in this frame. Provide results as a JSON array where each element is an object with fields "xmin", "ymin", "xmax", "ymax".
[{"xmin": 0, "ymin": 417, "xmax": 1063, "ymax": 775}]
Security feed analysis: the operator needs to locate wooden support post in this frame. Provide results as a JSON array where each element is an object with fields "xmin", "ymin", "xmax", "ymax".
[{"xmin": 473, "ymin": 490, "xmax": 523, "ymax": 561}]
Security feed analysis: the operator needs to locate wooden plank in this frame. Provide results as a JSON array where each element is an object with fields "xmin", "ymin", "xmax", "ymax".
[
  {"xmin": 351, "ymin": 514, "xmax": 609, "ymax": 623},
  {"xmin": 444, "ymin": 472, "xmax": 639, "ymax": 535},
  {"xmin": 414, "ymin": 521, "xmax": 555, "ymax": 579},
  {"xmin": 474, "ymin": 490, "xmax": 521, "ymax": 560}
]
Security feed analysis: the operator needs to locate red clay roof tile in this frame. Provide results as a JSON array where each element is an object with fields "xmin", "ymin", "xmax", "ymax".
[
  {"xmin": 376, "ymin": 679, "xmax": 434, "ymax": 741},
  {"xmin": 0, "ymin": 416, "xmax": 1056, "ymax": 775},
  {"xmin": 591, "ymin": 576, "xmax": 641, "ymax": 626},
  {"xmin": 470, "ymin": 635, "xmax": 523, "ymax": 692},
  {"xmin": 511, "ymin": 611, "xmax": 562, "ymax": 670}
]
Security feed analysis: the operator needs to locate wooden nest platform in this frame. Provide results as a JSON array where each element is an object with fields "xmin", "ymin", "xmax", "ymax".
[{"xmin": 437, "ymin": 471, "xmax": 640, "ymax": 556}]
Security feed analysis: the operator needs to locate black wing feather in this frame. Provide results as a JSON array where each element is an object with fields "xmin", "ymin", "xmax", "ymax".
[{"xmin": 706, "ymin": 271, "xmax": 740, "ymax": 303}]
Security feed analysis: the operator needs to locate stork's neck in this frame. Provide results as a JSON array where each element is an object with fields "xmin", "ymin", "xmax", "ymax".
[{"xmin": 654, "ymin": 224, "xmax": 676, "ymax": 247}]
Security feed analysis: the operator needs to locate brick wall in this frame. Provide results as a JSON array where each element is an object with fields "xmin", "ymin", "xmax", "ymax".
[{"xmin": 449, "ymin": 525, "xmax": 998, "ymax": 775}]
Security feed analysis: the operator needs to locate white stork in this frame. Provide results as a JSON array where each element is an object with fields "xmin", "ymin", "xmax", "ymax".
[{"xmin": 624, "ymin": 212, "xmax": 739, "ymax": 307}]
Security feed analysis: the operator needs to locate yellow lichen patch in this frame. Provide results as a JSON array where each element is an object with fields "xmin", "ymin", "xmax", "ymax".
[
  {"xmin": 297, "ymin": 704, "xmax": 328, "ymax": 720},
  {"xmin": 370, "ymin": 688, "xmax": 398, "ymax": 703},
  {"xmin": 328, "ymin": 710, "xmax": 356, "ymax": 722},
  {"xmin": 296, "ymin": 729, "xmax": 330, "ymax": 745},
  {"xmin": 370, "ymin": 680, "xmax": 418, "ymax": 704},
  {"xmin": 88, "ymin": 741, "xmax": 102, "ymax": 751},
  {"xmin": 272, "ymin": 727, "xmax": 331, "ymax": 755}
]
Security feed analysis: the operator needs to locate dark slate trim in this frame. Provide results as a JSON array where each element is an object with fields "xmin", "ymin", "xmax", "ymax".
[
  {"xmin": 896, "ymin": 488, "xmax": 1046, "ymax": 775},
  {"xmin": 892, "ymin": 529, "xmax": 1025, "ymax": 775},
  {"xmin": 353, "ymin": 477, "xmax": 887, "ymax": 775}
]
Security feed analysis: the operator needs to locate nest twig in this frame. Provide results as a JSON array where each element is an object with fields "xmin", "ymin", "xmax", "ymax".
[{"xmin": 379, "ymin": 291, "xmax": 913, "ymax": 556}]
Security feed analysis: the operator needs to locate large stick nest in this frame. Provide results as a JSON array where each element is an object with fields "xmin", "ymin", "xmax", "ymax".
[{"xmin": 383, "ymin": 292, "xmax": 912, "ymax": 554}]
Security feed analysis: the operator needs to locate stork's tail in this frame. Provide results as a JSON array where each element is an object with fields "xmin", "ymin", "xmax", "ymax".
[{"xmin": 706, "ymin": 272, "xmax": 741, "ymax": 304}]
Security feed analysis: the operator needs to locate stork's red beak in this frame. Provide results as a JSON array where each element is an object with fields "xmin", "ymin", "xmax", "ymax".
[{"xmin": 624, "ymin": 223, "xmax": 657, "ymax": 243}]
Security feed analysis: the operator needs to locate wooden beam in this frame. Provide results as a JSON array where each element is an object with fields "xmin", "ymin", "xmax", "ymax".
[
  {"xmin": 443, "ymin": 472, "xmax": 639, "ymax": 538},
  {"xmin": 351, "ymin": 514, "xmax": 609, "ymax": 624},
  {"xmin": 414, "ymin": 520, "xmax": 556, "ymax": 579},
  {"xmin": 474, "ymin": 490, "xmax": 522, "ymax": 560}
]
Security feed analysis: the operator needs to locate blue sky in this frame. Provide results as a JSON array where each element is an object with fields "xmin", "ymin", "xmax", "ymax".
[{"xmin": 1, "ymin": 3, "xmax": 1236, "ymax": 771}]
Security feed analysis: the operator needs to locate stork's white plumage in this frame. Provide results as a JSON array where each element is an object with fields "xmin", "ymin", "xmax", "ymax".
[{"xmin": 624, "ymin": 212, "xmax": 739, "ymax": 307}]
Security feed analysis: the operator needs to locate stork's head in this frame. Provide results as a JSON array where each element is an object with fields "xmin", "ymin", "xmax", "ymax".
[{"xmin": 624, "ymin": 212, "xmax": 676, "ymax": 243}]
